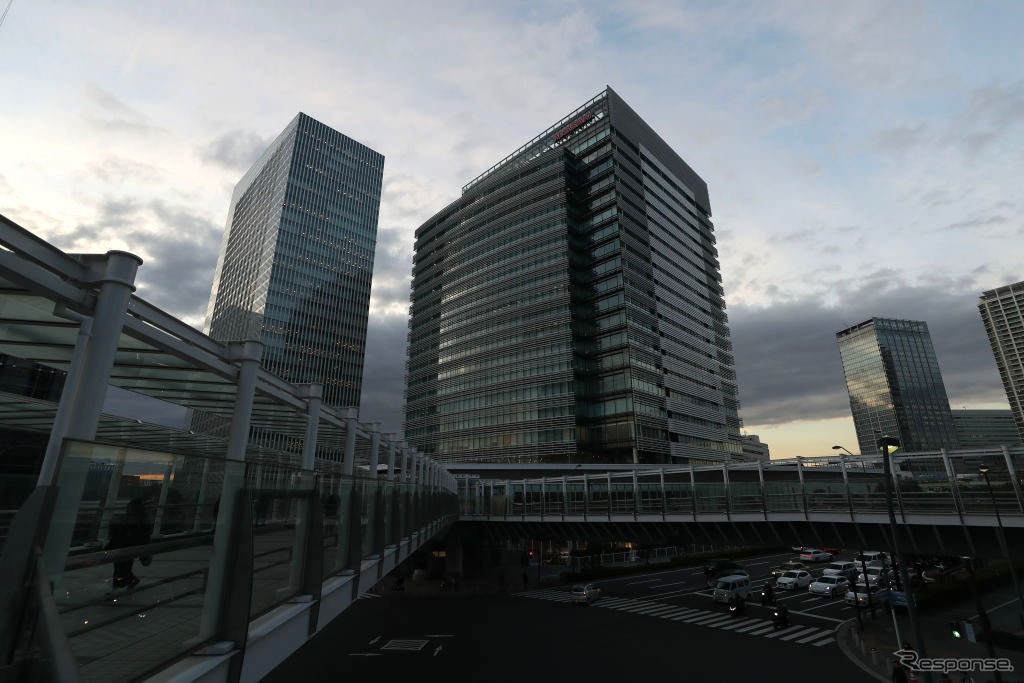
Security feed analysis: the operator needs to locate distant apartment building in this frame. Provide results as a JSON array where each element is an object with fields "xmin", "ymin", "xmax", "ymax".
[
  {"xmin": 204, "ymin": 113, "xmax": 383, "ymax": 408},
  {"xmin": 836, "ymin": 317, "xmax": 959, "ymax": 454},
  {"xmin": 979, "ymin": 281, "xmax": 1024, "ymax": 444},
  {"xmin": 730, "ymin": 434, "xmax": 770, "ymax": 462},
  {"xmin": 405, "ymin": 87, "xmax": 743, "ymax": 464},
  {"xmin": 952, "ymin": 409, "xmax": 1021, "ymax": 448}
]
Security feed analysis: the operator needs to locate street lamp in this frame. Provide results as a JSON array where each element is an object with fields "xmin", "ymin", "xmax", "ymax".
[
  {"xmin": 978, "ymin": 463, "xmax": 1024, "ymax": 630},
  {"xmin": 832, "ymin": 445, "xmax": 856, "ymax": 456},
  {"xmin": 878, "ymin": 435, "xmax": 930, "ymax": 680}
]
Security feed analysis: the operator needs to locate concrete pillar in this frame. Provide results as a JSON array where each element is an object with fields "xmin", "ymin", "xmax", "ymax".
[
  {"xmin": 298, "ymin": 384, "xmax": 323, "ymax": 471},
  {"xmin": 659, "ymin": 468, "xmax": 667, "ymax": 519},
  {"xmin": 367, "ymin": 423, "xmax": 382, "ymax": 478},
  {"xmin": 757, "ymin": 460, "xmax": 768, "ymax": 518},
  {"xmin": 225, "ymin": 341, "xmax": 262, "ymax": 462},
  {"xmin": 341, "ymin": 408, "xmax": 359, "ymax": 476},
  {"xmin": 689, "ymin": 463, "xmax": 697, "ymax": 518},
  {"xmin": 1002, "ymin": 446, "xmax": 1024, "ymax": 514},
  {"xmin": 721, "ymin": 464, "xmax": 731, "ymax": 519},
  {"xmin": 796, "ymin": 456, "xmax": 808, "ymax": 518},
  {"xmin": 839, "ymin": 453, "xmax": 855, "ymax": 521},
  {"xmin": 385, "ymin": 436, "xmax": 398, "ymax": 481}
]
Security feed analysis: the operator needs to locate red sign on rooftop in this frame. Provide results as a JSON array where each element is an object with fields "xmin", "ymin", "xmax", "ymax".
[{"xmin": 553, "ymin": 112, "xmax": 593, "ymax": 142}]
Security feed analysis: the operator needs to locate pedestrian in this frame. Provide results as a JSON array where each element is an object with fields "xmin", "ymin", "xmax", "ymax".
[
  {"xmin": 108, "ymin": 497, "xmax": 151, "ymax": 590},
  {"xmin": 891, "ymin": 660, "xmax": 908, "ymax": 683}
]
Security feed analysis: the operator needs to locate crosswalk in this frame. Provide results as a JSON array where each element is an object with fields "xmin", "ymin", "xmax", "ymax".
[
  {"xmin": 514, "ymin": 589, "xmax": 835, "ymax": 648},
  {"xmin": 357, "ymin": 591, "xmax": 382, "ymax": 600}
]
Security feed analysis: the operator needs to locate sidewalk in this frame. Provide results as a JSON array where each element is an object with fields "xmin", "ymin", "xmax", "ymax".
[{"xmin": 838, "ymin": 586, "xmax": 1024, "ymax": 682}]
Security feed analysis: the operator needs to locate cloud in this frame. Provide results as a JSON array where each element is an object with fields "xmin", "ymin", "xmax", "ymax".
[
  {"xmin": 369, "ymin": 226, "xmax": 413, "ymax": 316},
  {"xmin": 81, "ymin": 83, "xmax": 166, "ymax": 136},
  {"xmin": 873, "ymin": 123, "xmax": 928, "ymax": 156},
  {"xmin": 732, "ymin": 277, "xmax": 1008, "ymax": 427},
  {"xmin": 197, "ymin": 130, "xmax": 271, "ymax": 171},
  {"xmin": 939, "ymin": 214, "xmax": 1007, "ymax": 232}
]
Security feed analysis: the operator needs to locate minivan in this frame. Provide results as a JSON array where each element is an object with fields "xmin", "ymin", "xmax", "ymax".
[{"xmin": 712, "ymin": 574, "xmax": 751, "ymax": 603}]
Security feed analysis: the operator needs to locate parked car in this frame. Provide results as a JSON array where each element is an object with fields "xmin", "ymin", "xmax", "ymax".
[
  {"xmin": 808, "ymin": 575, "xmax": 849, "ymax": 597},
  {"xmin": 712, "ymin": 574, "xmax": 752, "ymax": 604},
  {"xmin": 858, "ymin": 565, "xmax": 890, "ymax": 586},
  {"xmin": 776, "ymin": 570, "xmax": 813, "ymax": 590},
  {"xmin": 857, "ymin": 550, "xmax": 889, "ymax": 565},
  {"xmin": 799, "ymin": 549, "xmax": 833, "ymax": 563},
  {"xmin": 823, "ymin": 561, "xmax": 858, "ymax": 579},
  {"xmin": 770, "ymin": 561, "xmax": 809, "ymax": 577},
  {"xmin": 845, "ymin": 583, "xmax": 889, "ymax": 607},
  {"xmin": 570, "ymin": 583, "xmax": 601, "ymax": 604}
]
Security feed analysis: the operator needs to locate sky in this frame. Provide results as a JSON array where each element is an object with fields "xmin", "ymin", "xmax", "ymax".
[{"xmin": 1, "ymin": 0, "xmax": 1022, "ymax": 458}]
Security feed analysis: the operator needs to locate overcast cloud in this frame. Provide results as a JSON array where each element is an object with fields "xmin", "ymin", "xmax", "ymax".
[{"xmin": 1, "ymin": 0, "xmax": 1021, "ymax": 455}]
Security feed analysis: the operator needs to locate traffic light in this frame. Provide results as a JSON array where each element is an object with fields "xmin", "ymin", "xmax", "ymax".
[
  {"xmin": 529, "ymin": 551, "xmax": 534, "ymax": 557},
  {"xmin": 950, "ymin": 620, "xmax": 962, "ymax": 639}
]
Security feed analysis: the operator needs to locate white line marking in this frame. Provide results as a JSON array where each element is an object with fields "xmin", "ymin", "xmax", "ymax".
[
  {"xmin": 762, "ymin": 625, "xmax": 804, "ymax": 639},
  {"xmin": 778, "ymin": 626, "xmax": 820, "ymax": 641},
  {"xmin": 801, "ymin": 596, "xmax": 824, "ymax": 603},
  {"xmin": 717, "ymin": 617, "xmax": 761, "ymax": 631},
  {"xmin": 812, "ymin": 637, "xmax": 836, "ymax": 647},
  {"xmin": 785, "ymin": 609, "xmax": 844, "ymax": 624},
  {"xmin": 348, "ymin": 653, "xmax": 381, "ymax": 657},
  {"xmin": 799, "ymin": 599, "xmax": 846, "ymax": 614},
  {"xmin": 661, "ymin": 608, "xmax": 703, "ymax": 619},
  {"xmin": 424, "ymin": 634, "xmax": 454, "ymax": 638},
  {"xmin": 746, "ymin": 624, "xmax": 778, "ymax": 636},
  {"xmin": 650, "ymin": 580, "xmax": 689, "ymax": 589},
  {"xmin": 369, "ymin": 636, "xmax": 381, "ymax": 645},
  {"xmin": 701, "ymin": 615, "xmax": 740, "ymax": 628},
  {"xmin": 795, "ymin": 630, "xmax": 829, "ymax": 644},
  {"xmin": 733, "ymin": 620, "xmax": 771, "ymax": 633},
  {"xmin": 433, "ymin": 645, "xmax": 442, "ymax": 657},
  {"xmin": 675, "ymin": 612, "xmax": 719, "ymax": 623},
  {"xmin": 643, "ymin": 606, "xmax": 686, "ymax": 617},
  {"xmin": 744, "ymin": 562, "xmax": 770, "ymax": 567},
  {"xmin": 647, "ymin": 588, "xmax": 697, "ymax": 600},
  {"xmin": 626, "ymin": 578, "xmax": 663, "ymax": 585}
]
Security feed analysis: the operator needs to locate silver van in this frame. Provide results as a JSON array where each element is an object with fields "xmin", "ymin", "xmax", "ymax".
[{"xmin": 712, "ymin": 574, "xmax": 751, "ymax": 604}]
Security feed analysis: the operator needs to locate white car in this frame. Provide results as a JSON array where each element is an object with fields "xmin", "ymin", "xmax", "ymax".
[
  {"xmin": 823, "ymin": 561, "xmax": 858, "ymax": 579},
  {"xmin": 808, "ymin": 575, "xmax": 849, "ymax": 597},
  {"xmin": 857, "ymin": 566, "xmax": 890, "ymax": 586},
  {"xmin": 799, "ymin": 549, "xmax": 833, "ymax": 563},
  {"xmin": 845, "ymin": 583, "xmax": 889, "ymax": 607},
  {"xmin": 776, "ymin": 570, "xmax": 813, "ymax": 590},
  {"xmin": 570, "ymin": 583, "xmax": 601, "ymax": 604}
]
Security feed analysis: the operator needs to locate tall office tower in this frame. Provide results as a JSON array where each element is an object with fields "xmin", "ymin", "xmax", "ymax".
[
  {"xmin": 836, "ymin": 317, "xmax": 959, "ymax": 454},
  {"xmin": 979, "ymin": 281, "xmax": 1024, "ymax": 443},
  {"xmin": 205, "ymin": 113, "xmax": 383, "ymax": 408},
  {"xmin": 405, "ymin": 87, "xmax": 742, "ymax": 464}
]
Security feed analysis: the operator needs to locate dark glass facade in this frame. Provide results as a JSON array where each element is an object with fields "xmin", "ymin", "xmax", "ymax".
[
  {"xmin": 979, "ymin": 281, "xmax": 1024, "ymax": 444},
  {"xmin": 205, "ymin": 113, "xmax": 383, "ymax": 408},
  {"xmin": 952, "ymin": 409, "xmax": 1021, "ymax": 448},
  {"xmin": 837, "ymin": 317, "xmax": 959, "ymax": 454},
  {"xmin": 405, "ymin": 88, "xmax": 742, "ymax": 464}
]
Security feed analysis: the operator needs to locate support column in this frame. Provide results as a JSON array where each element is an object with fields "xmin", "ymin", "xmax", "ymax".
[
  {"xmin": 606, "ymin": 472, "xmax": 612, "ymax": 521},
  {"xmin": 659, "ymin": 468, "xmax": 667, "ymax": 520},
  {"xmin": 689, "ymin": 463, "xmax": 697, "ymax": 520},
  {"xmin": 298, "ymin": 384, "xmax": 323, "ymax": 471},
  {"xmin": 582, "ymin": 474, "xmax": 589, "ymax": 519},
  {"xmin": 150, "ymin": 459, "xmax": 175, "ymax": 537},
  {"xmin": 504, "ymin": 479, "xmax": 511, "ymax": 518},
  {"xmin": 366, "ymin": 423, "xmax": 382, "ymax": 478},
  {"xmin": 400, "ymin": 447, "xmax": 411, "ymax": 483},
  {"xmin": 199, "ymin": 340, "xmax": 262, "ymax": 639},
  {"xmin": 839, "ymin": 453, "xmax": 855, "ymax": 521},
  {"xmin": 41, "ymin": 252, "xmax": 143, "ymax": 583},
  {"xmin": 631, "ymin": 469, "xmax": 638, "ymax": 520},
  {"xmin": 385, "ymin": 437, "xmax": 398, "ymax": 481},
  {"xmin": 341, "ymin": 408, "xmax": 359, "ymax": 477},
  {"xmin": 540, "ymin": 476, "xmax": 546, "ymax": 521},
  {"xmin": 561, "ymin": 476, "xmax": 568, "ymax": 519},
  {"xmin": 756, "ymin": 460, "xmax": 767, "ymax": 518},
  {"xmin": 796, "ymin": 456, "xmax": 808, "ymax": 519},
  {"xmin": 721, "ymin": 464, "xmax": 731, "ymax": 520}
]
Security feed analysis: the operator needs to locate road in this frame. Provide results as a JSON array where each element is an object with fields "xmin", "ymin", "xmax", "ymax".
[{"xmin": 265, "ymin": 549, "xmax": 873, "ymax": 682}]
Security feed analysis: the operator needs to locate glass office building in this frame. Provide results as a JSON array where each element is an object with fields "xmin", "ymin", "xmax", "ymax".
[
  {"xmin": 836, "ymin": 317, "xmax": 959, "ymax": 454},
  {"xmin": 405, "ymin": 87, "xmax": 742, "ymax": 464},
  {"xmin": 979, "ymin": 281, "xmax": 1024, "ymax": 444},
  {"xmin": 952, "ymin": 409, "xmax": 1021, "ymax": 448},
  {"xmin": 205, "ymin": 113, "xmax": 383, "ymax": 408}
]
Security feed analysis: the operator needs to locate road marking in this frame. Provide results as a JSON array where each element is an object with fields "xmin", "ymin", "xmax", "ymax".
[
  {"xmin": 650, "ymin": 580, "xmax": 689, "ymax": 589},
  {"xmin": 660, "ymin": 608, "xmax": 702, "ymax": 619},
  {"xmin": 762, "ymin": 625, "xmax": 804, "ymax": 639},
  {"xmin": 778, "ymin": 626, "xmax": 821, "ymax": 641},
  {"xmin": 795, "ymin": 629, "xmax": 830, "ymax": 644},
  {"xmin": 799, "ymin": 599, "xmax": 845, "ymax": 614},
  {"xmin": 595, "ymin": 598, "xmax": 632, "ymax": 607},
  {"xmin": 674, "ymin": 612, "xmax": 720, "ymax": 623},
  {"xmin": 621, "ymin": 604, "xmax": 672, "ymax": 614},
  {"xmin": 801, "ymin": 596, "xmax": 823, "ymax": 603},
  {"xmin": 733, "ymin": 620, "xmax": 771, "ymax": 633},
  {"xmin": 424, "ymin": 634, "xmax": 454, "ymax": 638},
  {"xmin": 716, "ymin": 617, "xmax": 761, "ymax": 631},
  {"xmin": 701, "ymin": 615, "xmax": 739, "ymax": 628},
  {"xmin": 746, "ymin": 624, "xmax": 778, "ymax": 636},
  {"xmin": 644, "ymin": 605, "xmax": 686, "ymax": 617},
  {"xmin": 349, "ymin": 653, "xmax": 381, "ymax": 657},
  {"xmin": 785, "ymin": 609, "xmax": 844, "ymax": 623},
  {"xmin": 433, "ymin": 645, "xmax": 442, "ymax": 657},
  {"xmin": 811, "ymin": 637, "xmax": 836, "ymax": 647},
  {"xmin": 743, "ymin": 562, "xmax": 769, "ymax": 567},
  {"xmin": 626, "ymin": 578, "xmax": 663, "ymax": 585},
  {"xmin": 646, "ymin": 588, "xmax": 695, "ymax": 600},
  {"xmin": 369, "ymin": 636, "xmax": 381, "ymax": 645},
  {"xmin": 381, "ymin": 639, "xmax": 429, "ymax": 652},
  {"xmin": 357, "ymin": 592, "xmax": 381, "ymax": 600}
]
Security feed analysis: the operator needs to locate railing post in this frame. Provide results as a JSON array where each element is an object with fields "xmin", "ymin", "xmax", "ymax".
[
  {"xmin": 721, "ymin": 464, "xmax": 731, "ymax": 520},
  {"xmin": 298, "ymin": 384, "xmax": 323, "ymax": 471},
  {"xmin": 1002, "ymin": 446, "xmax": 1024, "ymax": 514},
  {"xmin": 607, "ymin": 472, "xmax": 612, "ymax": 521},
  {"xmin": 582, "ymin": 474, "xmax": 589, "ymax": 520},
  {"xmin": 941, "ymin": 448, "xmax": 966, "ymax": 523},
  {"xmin": 561, "ymin": 476, "xmax": 568, "ymax": 519},
  {"xmin": 689, "ymin": 463, "xmax": 697, "ymax": 520},
  {"xmin": 659, "ymin": 468, "xmax": 667, "ymax": 521},
  {"xmin": 522, "ymin": 481, "xmax": 527, "ymax": 521},
  {"xmin": 341, "ymin": 409, "xmax": 358, "ymax": 477},
  {"xmin": 540, "ymin": 476, "xmax": 546, "ymax": 521},
  {"xmin": 632, "ymin": 469, "xmax": 639, "ymax": 521},
  {"xmin": 796, "ymin": 456, "xmax": 808, "ymax": 518},
  {"xmin": 504, "ymin": 479, "xmax": 511, "ymax": 519},
  {"xmin": 891, "ymin": 454, "xmax": 908, "ymax": 523},
  {"xmin": 839, "ymin": 453, "xmax": 855, "ymax": 521},
  {"xmin": 756, "ymin": 460, "xmax": 767, "ymax": 519}
]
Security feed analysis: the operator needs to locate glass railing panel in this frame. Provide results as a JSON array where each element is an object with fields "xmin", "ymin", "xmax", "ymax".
[
  {"xmin": 45, "ymin": 439, "xmax": 234, "ymax": 683},
  {"xmin": 248, "ymin": 463, "xmax": 315, "ymax": 619}
]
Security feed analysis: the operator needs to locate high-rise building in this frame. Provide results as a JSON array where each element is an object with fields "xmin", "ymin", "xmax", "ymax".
[
  {"xmin": 205, "ymin": 113, "xmax": 383, "ymax": 408},
  {"xmin": 952, "ymin": 409, "xmax": 1021, "ymax": 448},
  {"xmin": 979, "ymin": 281, "xmax": 1024, "ymax": 443},
  {"xmin": 836, "ymin": 317, "xmax": 959, "ymax": 454},
  {"xmin": 405, "ymin": 87, "xmax": 742, "ymax": 464}
]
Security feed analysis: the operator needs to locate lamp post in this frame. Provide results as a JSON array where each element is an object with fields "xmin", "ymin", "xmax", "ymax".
[
  {"xmin": 979, "ymin": 463, "xmax": 1024, "ymax": 630},
  {"xmin": 878, "ymin": 435, "xmax": 930, "ymax": 681},
  {"xmin": 832, "ymin": 445, "xmax": 856, "ymax": 456}
]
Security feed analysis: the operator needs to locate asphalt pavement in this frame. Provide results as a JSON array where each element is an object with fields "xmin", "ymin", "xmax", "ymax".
[{"xmin": 265, "ymin": 548, "xmax": 871, "ymax": 683}]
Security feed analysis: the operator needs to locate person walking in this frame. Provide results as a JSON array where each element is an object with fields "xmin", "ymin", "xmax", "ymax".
[{"xmin": 108, "ymin": 497, "xmax": 151, "ymax": 589}]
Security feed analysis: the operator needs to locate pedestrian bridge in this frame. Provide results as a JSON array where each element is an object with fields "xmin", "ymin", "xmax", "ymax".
[{"xmin": 455, "ymin": 447, "xmax": 1024, "ymax": 556}]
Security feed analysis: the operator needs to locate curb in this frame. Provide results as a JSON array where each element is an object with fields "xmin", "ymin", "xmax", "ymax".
[{"xmin": 835, "ymin": 619, "xmax": 889, "ymax": 683}]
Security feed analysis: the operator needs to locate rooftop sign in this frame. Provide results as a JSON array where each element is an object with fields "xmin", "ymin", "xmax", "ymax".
[{"xmin": 553, "ymin": 112, "xmax": 593, "ymax": 142}]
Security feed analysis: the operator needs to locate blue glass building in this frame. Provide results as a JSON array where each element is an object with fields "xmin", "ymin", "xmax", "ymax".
[
  {"xmin": 205, "ymin": 113, "xmax": 383, "ymax": 408},
  {"xmin": 836, "ymin": 317, "xmax": 959, "ymax": 454}
]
